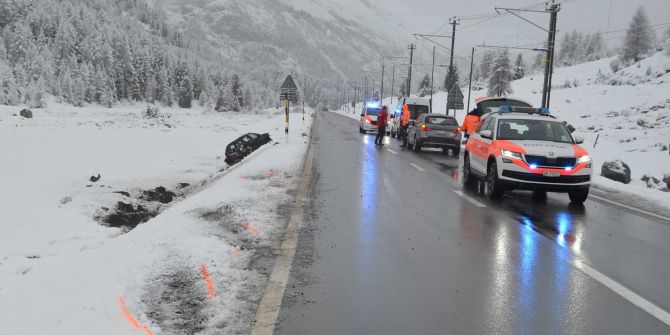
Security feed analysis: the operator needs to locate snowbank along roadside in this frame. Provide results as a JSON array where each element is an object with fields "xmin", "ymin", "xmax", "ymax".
[{"xmin": 0, "ymin": 103, "xmax": 314, "ymax": 334}]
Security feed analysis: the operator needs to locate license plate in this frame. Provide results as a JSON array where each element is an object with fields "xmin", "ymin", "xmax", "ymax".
[{"xmin": 543, "ymin": 171, "xmax": 560, "ymax": 177}]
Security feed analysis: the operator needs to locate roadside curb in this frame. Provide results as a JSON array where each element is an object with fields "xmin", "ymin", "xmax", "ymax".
[{"xmin": 250, "ymin": 113, "xmax": 316, "ymax": 335}]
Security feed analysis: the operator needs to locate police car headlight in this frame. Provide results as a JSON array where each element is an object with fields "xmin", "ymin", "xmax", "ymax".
[
  {"xmin": 577, "ymin": 155, "xmax": 591, "ymax": 164},
  {"xmin": 501, "ymin": 149, "xmax": 523, "ymax": 160}
]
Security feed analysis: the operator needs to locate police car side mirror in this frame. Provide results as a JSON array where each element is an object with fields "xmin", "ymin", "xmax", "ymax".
[
  {"xmin": 574, "ymin": 136, "xmax": 584, "ymax": 144},
  {"xmin": 480, "ymin": 130, "xmax": 493, "ymax": 139}
]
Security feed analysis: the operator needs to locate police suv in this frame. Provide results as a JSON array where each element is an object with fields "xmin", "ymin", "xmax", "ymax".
[{"xmin": 462, "ymin": 106, "xmax": 592, "ymax": 204}]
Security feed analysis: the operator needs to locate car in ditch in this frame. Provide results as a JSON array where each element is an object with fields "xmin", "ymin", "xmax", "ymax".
[
  {"xmin": 462, "ymin": 106, "xmax": 592, "ymax": 204},
  {"xmin": 225, "ymin": 133, "xmax": 272, "ymax": 165}
]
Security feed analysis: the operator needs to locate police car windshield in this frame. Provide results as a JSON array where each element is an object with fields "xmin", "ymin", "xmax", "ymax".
[
  {"xmin": 365, "ymin": 107, "xmax": 381, "ymax": 116},
  {"xmin": 497, "ymin": 119, "xmax": 574, "ymax": 144}
]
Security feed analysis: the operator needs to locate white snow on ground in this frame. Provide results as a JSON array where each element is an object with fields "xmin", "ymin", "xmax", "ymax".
[
  {"xmin": 0, "ymin": 102, "xmax": 312, "ymax": 334},
  {"xmin": 335, "ymin": 52, "xmax": 670, "ymax": 207}
]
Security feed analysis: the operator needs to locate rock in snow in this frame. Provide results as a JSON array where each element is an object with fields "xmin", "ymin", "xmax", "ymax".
[
  {"xmin": 601, "ymin": 160, "xmax": 632, "ymax": 184},
  {"xmin": 19, "ymin": 109, "xmax": 33, "ymax": 118}
]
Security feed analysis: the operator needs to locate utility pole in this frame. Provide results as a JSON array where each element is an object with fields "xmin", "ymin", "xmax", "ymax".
[
  {"xmin": 448, "ymin": 17, "xmax": 460, "ymax": 85},
  {"xmin": 430, "ymin": 46, "xmax": 435, "ymax": 113},
  {"xmin": 354, "ymin": 82, "xmax": 358, "ymax": 112},
  {"xmin": 380, "ymin": 62, "xmax": 385, "ymax": 104},
  {"xmin": 407, "ymin": 43, "xmax": 416, "ymax": 97},
  {"xmin": 364, "ymin": 77, "xmax": 368, "ymax": 101},
  {"xmin": 372, "ymin": 75, "xmax": 376, "ymax": 99},
  {"xmin": 466, "ymin": 46, "xmax": 475, "ymax": 113},
  {"xmin": 545, "ymin": 3, "xmax": 560, "ymax": 108},
  {"xmin": 390, "ymin": 63, "xmax": 395, "ymax": 107},
  {"xmin": 496, "ymin": 2, "xmax": 560, "ymax": 108}
]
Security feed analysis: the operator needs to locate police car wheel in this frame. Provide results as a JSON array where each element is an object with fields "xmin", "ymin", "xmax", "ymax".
[
  {"xmin": 462, "ymin": 155, "xmax": 477, "ymax": 188},
  {"xmin": 413, "ymin": 136, "xmax": 421, "ymax": 152},
  {"xmin": 568, "ymin": 188, "xmax": 589, "ymax": 204},
  {"xmin": 486, "ymin": 162, "xmax": 504, "ymax": 200}
]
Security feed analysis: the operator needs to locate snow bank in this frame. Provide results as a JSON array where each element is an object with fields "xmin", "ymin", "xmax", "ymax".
[{"xmin": 0, "ymin": 103, "xmax": 313, "ymax": 334}]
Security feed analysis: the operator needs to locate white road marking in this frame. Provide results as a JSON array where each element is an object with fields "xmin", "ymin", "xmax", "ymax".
[
  {"xmin": 386, "ymin": 148, "xmax": 397, "ymax": 154},
  {"xmin": 410, "ymin": 163, "xmax": 426, "ymax": 172},
  {"xmin": 453, "ymin": 190, "xmax": 487, "ymax": 208},
  {"xmin": 571, "ymin": 259, "xmax": 670, "ymax": 326},
  {"xmin": 589, "ymin": 194, "xmax": 670, "ymax": 222},
  {"xmin": 250, "ymin": 121, "xmax": 316, "ymax": 335}
]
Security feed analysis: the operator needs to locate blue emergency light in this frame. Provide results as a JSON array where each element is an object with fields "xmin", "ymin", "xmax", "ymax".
[
  {"xmin": 366, "ymin": 102, "xmax": 380, "ymax": 108},
  {"xmin": 499, "ymin": 105, "xmax": 512, "ymax": 113},
  {"xmin": 539, "ymin": 107, "xmax": 551, "ymax": 114}
]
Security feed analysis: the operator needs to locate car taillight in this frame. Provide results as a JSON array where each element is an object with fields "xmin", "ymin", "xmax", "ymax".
[
  {"xmin": 452, "ymin": 127, "xmax": 461, "ymax": 134},
  {"xmin": 421, "ymin": 124, "xmax": 432, "ymax": 131}
]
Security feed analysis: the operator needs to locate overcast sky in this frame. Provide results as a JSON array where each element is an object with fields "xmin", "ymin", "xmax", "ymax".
[{"xmin": 395, "ymin": 0, "xmax": 669, "ymax": 62}]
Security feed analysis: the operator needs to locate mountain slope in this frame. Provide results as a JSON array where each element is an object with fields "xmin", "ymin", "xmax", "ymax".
[{"xmin": 158, "ymin": 0, "xmax": 404, "ymax": 81}]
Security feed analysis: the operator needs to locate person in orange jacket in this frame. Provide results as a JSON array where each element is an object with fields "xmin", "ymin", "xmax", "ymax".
[
  {"xmin": 399, "ymin": 103, "xmax": 411, "ymax": 142},
  {"xmin": 463, "ymin": 108, "xmax": 481, "ymax": 137}
]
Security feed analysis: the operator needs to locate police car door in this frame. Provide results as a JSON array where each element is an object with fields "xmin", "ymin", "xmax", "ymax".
[{"xmin": 470, "ymin": 117, "xmax": 493, "ymax": 174}]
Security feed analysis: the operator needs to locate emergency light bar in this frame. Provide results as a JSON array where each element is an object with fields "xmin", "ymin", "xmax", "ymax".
[{"xmin": 496, "ymin": 105, "xmax": 556, "ymax": 118}]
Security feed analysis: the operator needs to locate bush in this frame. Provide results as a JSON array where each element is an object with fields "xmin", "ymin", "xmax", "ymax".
[
  {"xmin": 610, "ymin": 58, "xmax": 621, "ymax": 73},
  {"xmin": 145, "ymin": 105, "xmax": 160, "ymax": 118}
]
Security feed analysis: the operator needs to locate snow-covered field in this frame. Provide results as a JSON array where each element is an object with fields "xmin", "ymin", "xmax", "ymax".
[
  {"xmin": 0, "ymin": 103, "xmax": 312, "ymax": 334},
  {"xmin": 336, "ymin": 52, "xmax": 670, "ymax": 208}
]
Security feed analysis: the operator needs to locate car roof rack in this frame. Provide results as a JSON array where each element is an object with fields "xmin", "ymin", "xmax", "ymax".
[{"xmin": 494, "ymin": 105, "xmax": 557, "ymax": 118}]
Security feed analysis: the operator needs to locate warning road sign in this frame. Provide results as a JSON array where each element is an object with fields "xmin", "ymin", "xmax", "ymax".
[{"xmin": 279, "ymin": 75, "xmax": 300, "ymax": 103}]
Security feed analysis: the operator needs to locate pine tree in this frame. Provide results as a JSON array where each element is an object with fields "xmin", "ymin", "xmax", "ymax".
[
  {"xmin": 513, "ymin": 54, "xmax": 525, "ymax": 80},
  {"xmin": 443, "ymin": 65, "xmax": 459, "ymax": 92},
  {"xmin": 230, "ymin": 73, "xmax": 243, "ymax": 108},
  {"xmin": 399, "ymin": 80, "xmax": 408, "ymax": 97},
  {"xmin": 478, "ymin": 51, "xmax": 496, "ymax": 81},
  {"xmin": 174, "ymin": 61, "xmax": 193, "ymax": 108},
  {"xmin": 487, "ymin": 49, "xmax": 513, "ymax": 97},
  {"xmin": 0, "ymin": 62, "xmax": 20, "ymax": 105},
  {"xmin": 622, "ymin": 6, "xmax": 654, "ymax": 63},
  {"xmin": 156, "ymin": 65, "xmax": 172, "ymax": 106},
  {"xmin": 417, "ymin": 74, "xmax": 431, "ymax": 97}
]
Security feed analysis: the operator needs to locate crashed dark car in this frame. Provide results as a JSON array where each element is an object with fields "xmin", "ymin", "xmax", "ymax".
[{"xmin": 225, "ymin": 133, "xmax": 272, "ymax": 165}]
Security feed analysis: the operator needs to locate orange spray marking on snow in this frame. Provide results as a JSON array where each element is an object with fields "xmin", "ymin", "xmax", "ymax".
[
  {"xmin": 118, "ymin": 297, "xmax": 154, "ymax": 335},
  {"xmin": 233, "ymin": 249, "xmax": 242, "ymax": 257},
  {"xmin": 200, "ymin": 264, "xmax": 217, "ymax": 299},
  {"xmin": 241, "ymin": 221, "xmax": 260, "ymax": 235},
  {"xmin": 265, "ymin": 170, "xmax": 278, "ymax": 178}
]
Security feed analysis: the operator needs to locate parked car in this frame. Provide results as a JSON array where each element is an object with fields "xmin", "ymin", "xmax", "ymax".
[
  {"xmin": 406, "ymin": 114, "xmax": 462, "ymax": 155},
  {"xmin": 225, "ymin": 133, "xmax": 272, "ymax": 165},
  {"xmin": 359, "ymin": 100, "xmax": 383, "ymax": 133},
  {"xmin": 462, "ymin": 106, "xmax": 592, "ymax": 204},
  {"xmin": 389, "ymin": 97, "xmax": 430, "ymax": 138}
]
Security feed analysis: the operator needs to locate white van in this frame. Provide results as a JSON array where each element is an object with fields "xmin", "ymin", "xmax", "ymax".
[{"xmin": 389, "ymin": 97, "xmax": 430, "ymax": 138}]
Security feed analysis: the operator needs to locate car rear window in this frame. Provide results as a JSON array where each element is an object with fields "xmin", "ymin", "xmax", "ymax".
[
  {"xmin": 425, "ymin": 117, "xmax": 457, "ymax": 126},
  {"xmin": 408, "ymin": 105, "xmax": 429, "ymax": 119}
]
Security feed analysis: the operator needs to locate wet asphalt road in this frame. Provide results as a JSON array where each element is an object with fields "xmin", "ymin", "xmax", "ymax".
[{"xmin": 274, "ymin": 111, "xmax": 670, "ymax": 335}]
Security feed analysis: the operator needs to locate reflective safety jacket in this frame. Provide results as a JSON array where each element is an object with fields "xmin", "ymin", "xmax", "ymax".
[
  {"xmin": 401, "ymin": 104, "xmax": 410, "ymax": 126},
  {"xmin": 463, "ymin": 114, "xmax": 481, "ymax": 134}
]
